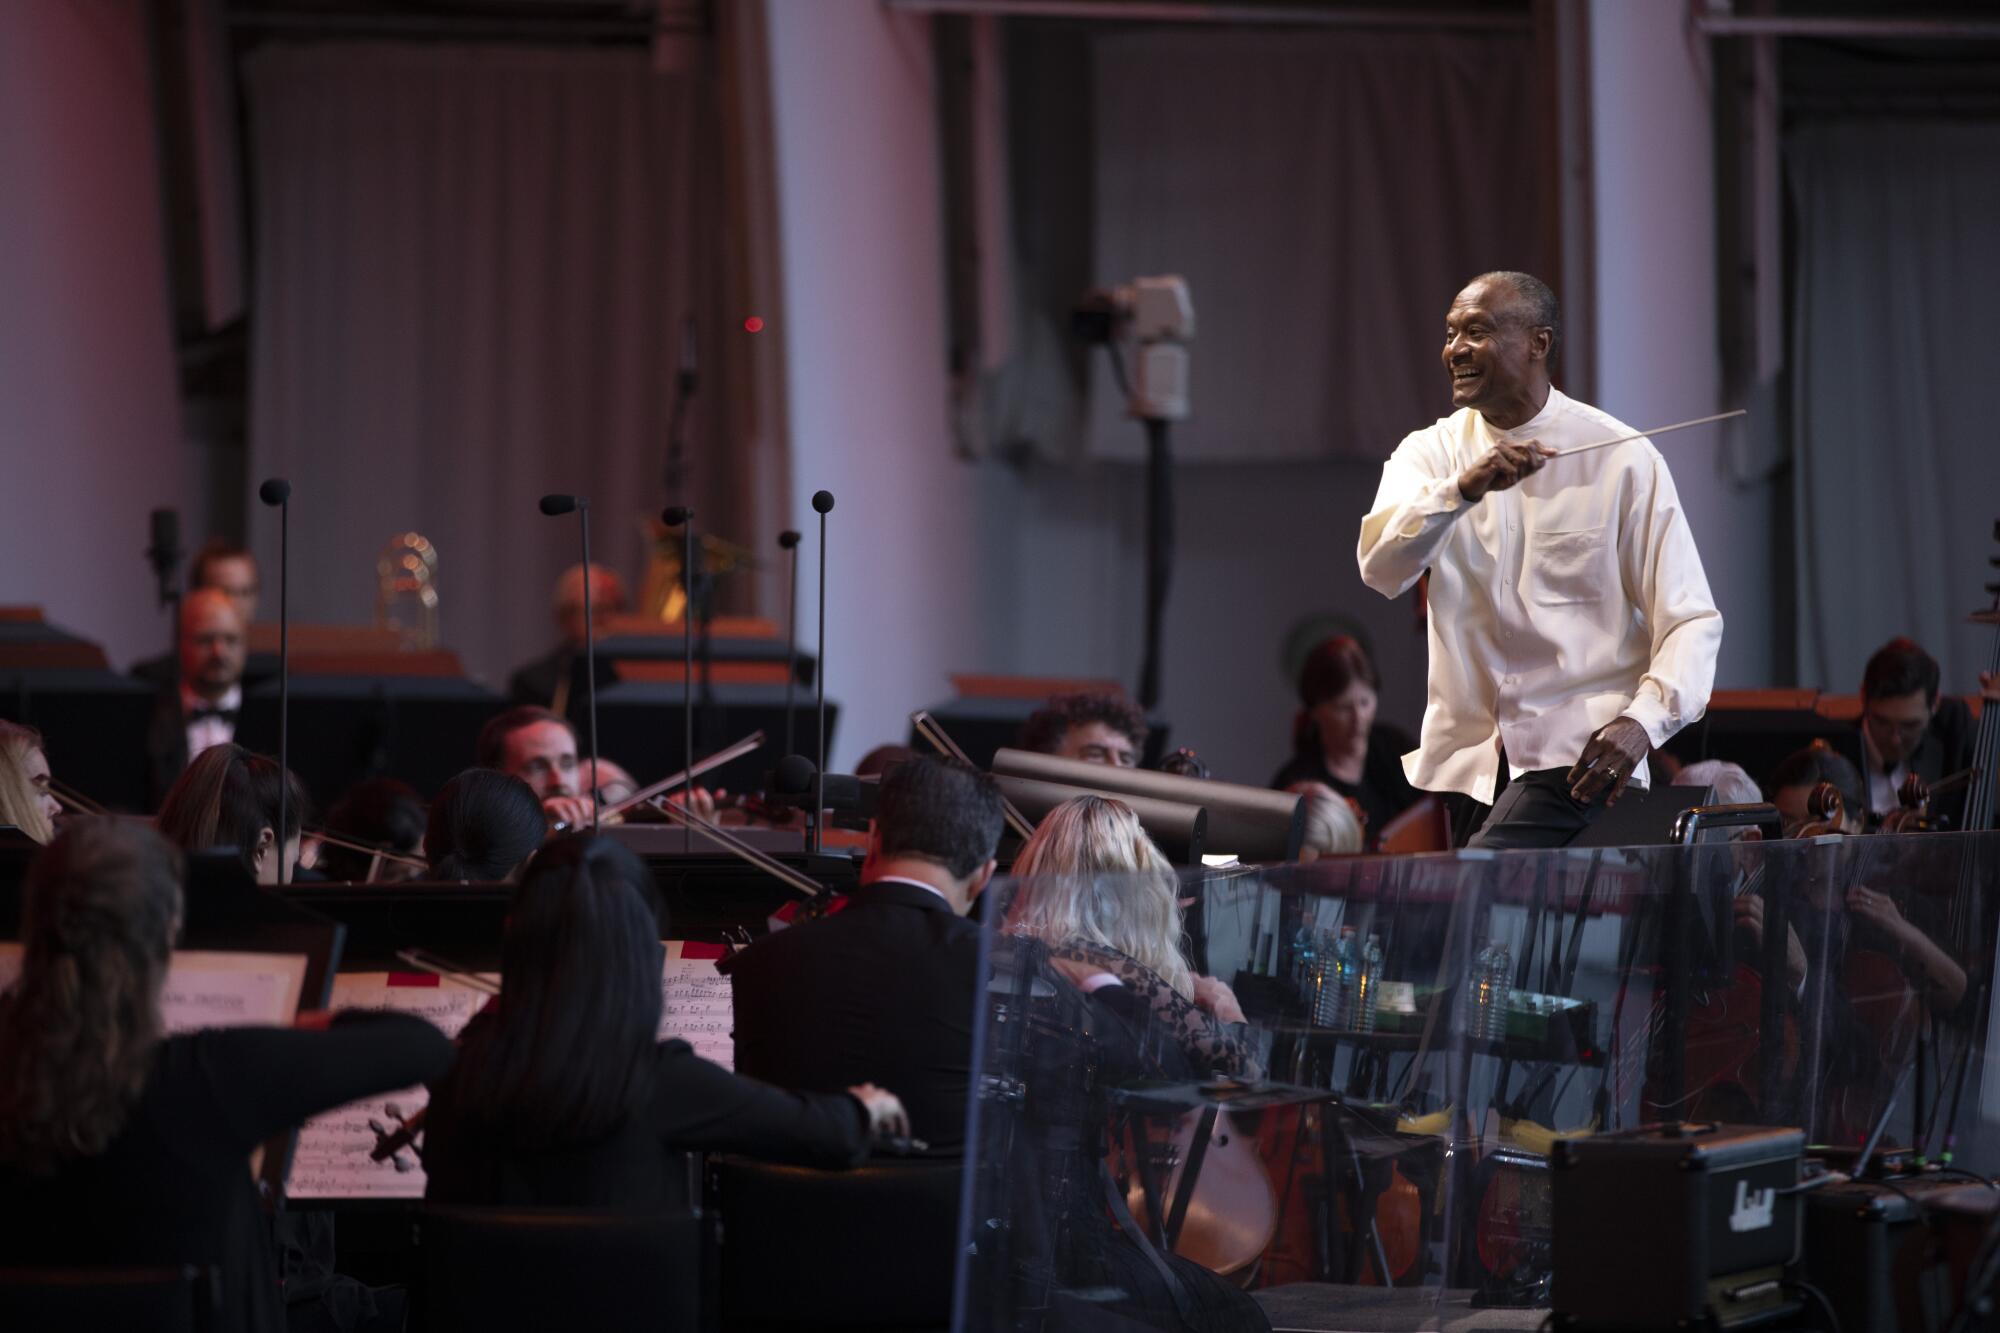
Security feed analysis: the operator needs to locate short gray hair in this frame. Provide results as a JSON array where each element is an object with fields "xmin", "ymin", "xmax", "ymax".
[{"xmin": 1472, "ymin": 270, "xmax": 1561, "ymax": 365}]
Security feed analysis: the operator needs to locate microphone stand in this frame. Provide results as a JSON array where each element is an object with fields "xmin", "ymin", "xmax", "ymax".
[
  {"xmin": 581, "ymin": 501, "xmax": 599, "ymax": 833},
  {"xmin": 779, "ymin": 531, "xmax": 801, "ymax": 759},
  {"xmin": 258, "ymin": 480, "xmax": 293, "ymax": 882},
  {"xmin": 663, "ymin": 507, "xmax": 696, "ymax": 854},
  {"xmin": 811, "ymin": 491, "xmax": 835, "ymax": 854}
]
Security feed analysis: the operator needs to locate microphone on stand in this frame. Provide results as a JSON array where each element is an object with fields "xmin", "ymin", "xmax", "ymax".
[
  {"xmin": 257, "ymin": 479, "xmax": 292, "ymax": 883},
  {"xmin": 778, "ymin": 530, "xmax": 801, "ymax": 762},
  {"xmin": 663, "ymin": 505, "xmax": 695, "ymax": 854},
  {"xmin": 146, "ymin": 508, "xmax": 184, "ymax": 697},
  {"xmin": 540, "ymin": 494, "xmax": 599, "ymax": 832},
  {"xmin": 811, "ymin": 490, "xmax": 834, "ymax": 853}
]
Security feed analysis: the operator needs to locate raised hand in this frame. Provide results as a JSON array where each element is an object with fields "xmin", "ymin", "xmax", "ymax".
[{"xmin": 1457, "ymin": 438, "xmax": 1556, "ymax": 503}]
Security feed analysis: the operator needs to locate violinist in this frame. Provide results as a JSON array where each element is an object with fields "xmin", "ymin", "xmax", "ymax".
[
  {"xmin": 0, "ymin": 819, "xmax": 453, "ymax": 1333},
  {"xmin": 422, "ymin": 835, "xmax": 905, "ymax": 1211},
  {"xmin": 724, "ymin": 756, "xmax": 1001, "ymax": 1154},
  {"xmin": 424, "ymin": 769, "xmax": 546, "ymax": 882},
  {"xmin": 155, "ymin": 744, "xmax": 310, "ymax": 886},
  {"xmin": 0, "ymin": 720, "xmax": 62, "ymax": 844},
  {"xmin": 312, "ymin": 778, "xmax": 428, "ymax": 883},
  {"xmin": 1857, "ymin": 638, "xmax": 1976, "ymax": 827},
  {"xmin": 476, "ymin": 705, "xmax": 716, "ymax": 832}
]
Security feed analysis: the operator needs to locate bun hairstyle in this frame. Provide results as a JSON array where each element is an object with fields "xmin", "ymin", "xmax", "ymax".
[
  {"xmin": 0, "ymin": 819, "xmax": 184, "ymax": 1171},
  {"xmin": 425, "ymin": 769, "xmax": 547, "ymax": 882}
]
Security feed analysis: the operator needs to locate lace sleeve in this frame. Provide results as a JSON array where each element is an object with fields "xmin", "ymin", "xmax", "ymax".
[{"xmin": 1049, "ymin": 942, "xmax": 1265, "ymax": 1081}]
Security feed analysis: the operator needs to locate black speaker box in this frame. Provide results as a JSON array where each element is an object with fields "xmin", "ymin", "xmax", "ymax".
[{"xmin": 1552, "ymin": 1122, "xmax": 1803, "ymax": 1331}]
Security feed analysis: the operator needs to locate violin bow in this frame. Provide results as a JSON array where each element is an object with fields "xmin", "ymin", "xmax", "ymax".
[{"xmin": 909, "ymin": 710, "xmax": 1036, "ymax": 842}]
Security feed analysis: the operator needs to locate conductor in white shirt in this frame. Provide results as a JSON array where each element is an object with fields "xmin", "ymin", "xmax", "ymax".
[{"xmin": 1356, "ymin": 271, "xmax": 1723, "ymax": 848}]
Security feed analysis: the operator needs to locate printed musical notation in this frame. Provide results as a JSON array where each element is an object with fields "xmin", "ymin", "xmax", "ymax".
[
  {"xmin": 289, "ymin": 948, "xmax": 736, "ymax": 1199},
  {"xmin": 661, "ymin": 955, "xmax": 734, "ymax": 1071},
  {"xmin": 0, "ymin": 946, "xmax": 305, "ymax": 1033},
  {"xmin": 288, "ymin": 972, "xmax": 494, "ymax": 1201}
]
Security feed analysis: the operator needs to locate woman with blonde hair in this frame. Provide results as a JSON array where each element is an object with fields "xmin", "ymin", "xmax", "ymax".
[
  {"xmin": 0, "ymin": 720, "xmax": 62, "ymax": 844},
  {"xmin": 995, "ymin": 795, "xmax": 1272, "ymax": 1331},
  {"xmin": 1008, "ymin": 794, "xmax": 1259, "ymax": 1074}
]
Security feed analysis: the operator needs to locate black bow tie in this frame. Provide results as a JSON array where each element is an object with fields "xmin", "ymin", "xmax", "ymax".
[{"xmin": 188, "ymin": 705, "xmax": 238, "ymax": 725}]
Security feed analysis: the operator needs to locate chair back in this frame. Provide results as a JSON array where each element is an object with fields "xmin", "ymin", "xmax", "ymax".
[
  {"xmin": 0, "ymin": 1263, "xmax": 216, "ymax": 1333},
  {"xmin": 710, "ymin": 1155, "xmax": 960, "ymax": 1330},
  {"xmin": 421, "ymin": 1205, "xmax": 702, "ymax": 1333}
]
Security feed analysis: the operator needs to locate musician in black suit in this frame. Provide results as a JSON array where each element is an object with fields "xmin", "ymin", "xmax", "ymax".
[
  {"xmin": 144, "ymin": 588, "xmax": 249, "ymax": 808},
  {"xmin": 722, "ymin": 755, "xmax": 1005, "ymax": 1154},
  {"xmin": 1857, "ymin": 637, "xmax": 1978, "ymax": 828},
  {"xmin": 505, "ymin": 563, "xmax": 626, "ymax": 717}
]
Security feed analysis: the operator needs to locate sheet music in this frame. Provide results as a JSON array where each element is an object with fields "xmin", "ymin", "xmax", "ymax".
[
  {"xmin": 289, "ymin": 946, "xmax": 734, "ymax": 1199},
  {"xmin": 0, "ymin": 945, "xmax": 305, "ymax": 1033},
  {"xmin": 660, "ymin": 943, "xmax": 734, "ymax": 1070},
  {"xmin": 287, "ymin": 972, "xmax": 494, "ymax": 1201}
]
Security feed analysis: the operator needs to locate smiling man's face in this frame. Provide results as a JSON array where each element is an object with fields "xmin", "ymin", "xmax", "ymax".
[{"xmin": 1442, "ymin": 278, "xmax": 1549, "ymax": 426}]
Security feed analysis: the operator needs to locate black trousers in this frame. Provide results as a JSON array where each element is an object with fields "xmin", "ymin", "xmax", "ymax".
[{"xmin": 1465, "ymin": 767, "xmax": 1606, "ymax": 850}]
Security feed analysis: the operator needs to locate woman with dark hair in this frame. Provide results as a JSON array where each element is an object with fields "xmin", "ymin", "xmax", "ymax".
[
  {"xmin": 424, "ymin": 768, "xmax": 547, "ymax": 882},
  {"xmin": 1271, "ymin": 635, "xmax": 1421, "ymax": 846},
  {"xmin": 0, "ymin": 818, "xmax": 452, "ymax": 1333},
  {"xmin": 154, "ymin": 743, "xmax": 310, "ymax": 884},
  {"xmin": 422, "ymin": 834, "xmax": 908, "ymax": 1209},
  {"xmin": 314, "ymin": 777, "xmax": 428, "ymax": 882}
]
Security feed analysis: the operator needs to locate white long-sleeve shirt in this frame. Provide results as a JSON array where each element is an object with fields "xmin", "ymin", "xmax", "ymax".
[{"xmin": 1356, "ymin": 388, "xmax": 1723, "ymax": 805}]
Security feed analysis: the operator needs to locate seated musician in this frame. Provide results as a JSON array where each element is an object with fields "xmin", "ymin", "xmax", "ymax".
[
  {"xmin": 425, "ymin": 768, "xmax": 546, "ymax": 882},
  {"xmin": 155, "ymin": 743, "xmax": 309, "ymax": 885},
  {"xmin": 476, "ymin": 705, "xmax": 713, "ymax": 832},
  {"xmin": 1671, "ymin": 758, "xmax": 1761, "ymax": 807},
  {"xmin": 723, "ymin": 755, "xmax": 1002, "ymax": 1154},
  {"xmin": 422, "ymin": 835, "xmax": 905, "ymax": 1210},
  {"xmin": 1857, "ymin": 637, "xmax": 1978, "ymax": 827},
  {"xmin": 130, "ymin": 539, "xmax": 265, "ymax": 687},
  {"xmin": 0, "ymin": 819, "xmax": 453, "ymax": 1333},
  {"xmin": 1021, "ymin": 690, "xmax": 1148, "ymax": 768},
  {"xmin": 0, "ymin": 720, "xmax": 62, "ymax": 844},
  {"xmin": 312, "ymin": 777, "xmax": 427, "ymax": 883},
  {"xmin": 506, "ymin": 562, "xmax": 627, "ymax": 714},
  {"xmin": 998, "ymin": 794, "xmax": 1269, "ymax": 1333},
  {"xmin": 143, "ymin": 587, "xmax": 249, "ymax": 807},
  {"xmin": 1270, "ymin": 635, "xmax": 1422, "ymax": 848}
]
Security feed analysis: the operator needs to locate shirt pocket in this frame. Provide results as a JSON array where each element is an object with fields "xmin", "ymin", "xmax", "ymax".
[{"xmin": 1526, "ymin": 525, "xmax": 1609, "ymax": 606}]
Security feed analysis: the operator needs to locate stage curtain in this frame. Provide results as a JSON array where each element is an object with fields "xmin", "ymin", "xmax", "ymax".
[
  {"xmin": 980, "ymin": 24, "xmax": 1551, "ymax": 465},
  {"xmin": 1788, "ymin": 121, "xmax": 2000, "ymax": 695},
  {"xmin": 243, "ymin": 43, "xmax": 739, "ymax": 692}
]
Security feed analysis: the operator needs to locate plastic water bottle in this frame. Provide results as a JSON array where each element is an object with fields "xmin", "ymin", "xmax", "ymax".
[
  {"xmin": 1466, "ymin": 941, "xmax": 1496, "ymax": 1040},
  {"xmin": 1291, "ymin": 924, "xmax": 1318, "ymax": 999},
  {"xmin": 1355, "ymin": 933, "xmax": 1384, "ymax": 1034},
  {"xmin": 1482, "ymin": 941, "xmax": 1513, "ymax": 1041},
  {"xmin": 1316, "ymin": 928, "xmax": 1354, "ymax": 1030}
]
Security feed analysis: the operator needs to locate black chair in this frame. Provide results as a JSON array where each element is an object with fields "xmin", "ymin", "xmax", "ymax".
[
  {"xmin": 0, "ymin": 1263, "xmax": 218, "ymax": 1333},
  {"xmin": 709, "ymin": 1155, "xmax": 960, "ymax": 1331},
  {"xmin": 421, "ymin": 1205, "xmax": 703, "ymax": 1333}
]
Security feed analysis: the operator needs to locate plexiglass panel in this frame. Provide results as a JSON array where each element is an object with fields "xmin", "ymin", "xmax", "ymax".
[{"xmin": 952, "ymin": 832, "xmax": 2000, "ymax": 1332}]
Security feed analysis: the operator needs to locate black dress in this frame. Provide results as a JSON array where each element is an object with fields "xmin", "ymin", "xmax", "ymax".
[
  {"xmin": 1271, "ymin": 722, "xmax": 1422, "ymax": 847},
  {"xmin": 422, "ymin": 1031, "xmax": 871, "ymax": 1210},
  {"xmin": 0, "ymin": 1011, "xmax": 453, "ymax": 1333},
  {"xmin": 974, "ymin": 940, "xmax": 1270, "ymax": 1333}
]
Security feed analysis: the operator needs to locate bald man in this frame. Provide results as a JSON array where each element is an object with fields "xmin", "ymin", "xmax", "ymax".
[
  {"xmin": 507, "ymin": 563, "xmax": 628, "ymax": 716},
  {"xmin": 146, "ymin": 588, "xmax": 249, "ymax": 805}
]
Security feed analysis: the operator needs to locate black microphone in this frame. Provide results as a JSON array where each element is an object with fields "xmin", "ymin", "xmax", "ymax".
[
  {"xmin": 770, "ymin": 756, "xmax": 876, "ymax": 826},
  {"xmin": 542, "ymin": 493, "xmax": 598, "ymax": 831},
  {"xmin": 778, "ymin": 530, "xmax": 802, "ymax": 763},
  {"xmin": 146, "ymin": 508, "xmax": 182, "ymax": 610},
  {"xmin": 677, "ymin": 316, "xmax": 699, "ymax": 395},
  {"xmin": 258, "ymin": 479, "xmax": 292, "ymax": 883},
  {"xmin": 810, "ymin": 491, "xmax": 834, "ymax": 852},
  {"xmin": 662, "ymin": 506, "xmax": 696, "ymax": 853}
]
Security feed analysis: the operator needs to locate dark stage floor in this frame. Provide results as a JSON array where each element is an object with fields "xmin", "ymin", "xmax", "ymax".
[{"xmin": 1252, "ymin": 1285, "xmax": 1549, "ymax": 1333}]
